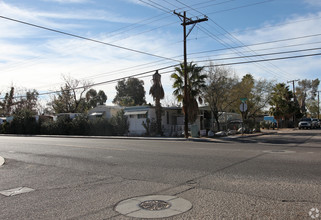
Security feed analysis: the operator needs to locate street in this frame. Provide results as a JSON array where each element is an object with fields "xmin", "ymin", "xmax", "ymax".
[{"xmin": 0, "ymin": 130, "xmax": 320, "ymax": 219}]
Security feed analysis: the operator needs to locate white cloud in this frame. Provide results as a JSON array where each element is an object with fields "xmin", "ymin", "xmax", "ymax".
[
  {"xmin": 0, "ymin": 1, "xmax": 140, "ymax": 34},
  {"xmin": 0, "ymin": 21, "xmax": 180, "ymax": 104},
  {"xmin": 224, "ymin": 12, "xmax": 321, "ymax": 82}
]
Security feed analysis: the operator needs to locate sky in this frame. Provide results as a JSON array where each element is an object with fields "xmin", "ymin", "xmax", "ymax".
[{"xmin": 0, "ymin": 0, "xmax": 321, "ymax": 107}]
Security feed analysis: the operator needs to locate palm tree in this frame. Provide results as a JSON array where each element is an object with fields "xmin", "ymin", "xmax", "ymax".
[
  {"xmin": 149, "ymin": 70, "xmax": 165, "ymax": 135},
  {"xmin": 269, "ymin": 83, "xmax": 294, "ymax": 128},
  {"xmin": 171, "ymin": 62, "xmax": 206, "ymax": 124}
]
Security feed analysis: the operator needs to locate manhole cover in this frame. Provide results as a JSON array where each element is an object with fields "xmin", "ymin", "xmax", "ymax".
[
  {"xmin": 115, "ymin": 195, "xmax": 192, "ymax": 219},
  {"xmin": 139, "ymin": 200, "xmax": 171, "ymax": 211}
]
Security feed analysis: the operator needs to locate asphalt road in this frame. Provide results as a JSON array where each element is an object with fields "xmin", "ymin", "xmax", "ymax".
[{"xmin": 0, "ymin": 129, "xmax": 320, "ymax": 219}]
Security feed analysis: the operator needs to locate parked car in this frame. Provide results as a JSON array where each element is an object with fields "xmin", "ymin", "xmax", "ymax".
[
  {"xmin": 298, "ymin": 118, "xmax": 312, "ymax": 129},
  {"xmin": 312, "ymin": 118, "xmax": 320, "ymax": 129}
]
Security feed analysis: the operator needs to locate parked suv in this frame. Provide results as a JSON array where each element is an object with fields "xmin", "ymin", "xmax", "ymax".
[
  {"xmin": 312, "ymin": 118, "xmax": 320, "ymax": 129},
  {"xmin": 298, "ymin": 118, "xmax": 312, "ymax": 129}
]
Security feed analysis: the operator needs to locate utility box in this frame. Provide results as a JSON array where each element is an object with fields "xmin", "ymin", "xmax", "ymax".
[{"xmin": 191, "ymin": 124, "xmax": 199, "ymax": 138}]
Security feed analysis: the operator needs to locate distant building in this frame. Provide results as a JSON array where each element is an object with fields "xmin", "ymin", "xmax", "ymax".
[
  {"xmin": 123, "ymin": 106, "xmax": 240, "ymax": 136},
  {"xmin": 88, "ymin": 105, "xmax": 123, "ymax": 120},
  {"xmin": 124, "ymin": 106, "xmax": 153, "ymax": 136}
]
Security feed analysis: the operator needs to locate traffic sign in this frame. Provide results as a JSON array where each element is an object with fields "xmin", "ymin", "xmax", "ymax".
[{"xmin": 240, "ymin": 103, "xmax": 248, "ymax": 112}]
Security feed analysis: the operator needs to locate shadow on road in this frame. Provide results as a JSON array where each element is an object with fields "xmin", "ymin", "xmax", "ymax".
[{"xmin": 229, "ymin": 131, "xmax": 321, "ymax": 147}]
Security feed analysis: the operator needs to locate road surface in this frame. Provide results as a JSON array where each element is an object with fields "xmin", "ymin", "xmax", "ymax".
[{"xmin": 0, "ymin": 129, "xmax": 320, "ymax": 219}]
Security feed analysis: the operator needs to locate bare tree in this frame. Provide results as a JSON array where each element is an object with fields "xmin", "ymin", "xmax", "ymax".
[
  {"xmin": 49, "ymin": 74, "xmax": 92, "ymax": 113},
  {"xmin": 204, "ymin": 65, "xmax": 239, "ymax": 131}
]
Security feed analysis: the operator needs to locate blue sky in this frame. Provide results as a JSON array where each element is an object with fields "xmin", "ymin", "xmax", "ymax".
[{"xmin": 1, "ymin": 0, "xmax": 321, "ymax": 106}]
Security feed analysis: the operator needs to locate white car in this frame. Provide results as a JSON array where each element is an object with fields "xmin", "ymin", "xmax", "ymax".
[
  {"xmin": 298, "ymin": 118, "xmax": 312, "ymax": 129},
  {"xmin": 312, "ymin": 118, "xmax": 320, "ymax": 129}
]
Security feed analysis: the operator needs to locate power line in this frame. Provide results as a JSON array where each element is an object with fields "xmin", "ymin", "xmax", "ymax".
[
  {"xmin": 197, "ymin": 25, "xmax": 291, "ymax": 81},
  {"xmin": 189, "ymin": 0, "xmax": 238, "ymax": 11},
  {"xmin": 0, "ymin": 13, "xmax": 177, "ymax": 73},
  {"xmin": 0, "ymin": 16, "xmax": 179, "ymax": 62},
  {"xmin": 33, "ymin": 44, "xmax": 321, "ymax": 90},
  {"xmin": 4, "ymin": 50, "xmax": 321, "ymax": 100},
  {"xmin": 180, "ymin": 0, "xmax": 292, "ymax": 80},
  {"xmin": 196, "ymin": 19, "xmax": 292, "ymax": 80},
  {"xmin": 206, "ymin": 0, "xmax": 275, "ymax": 15},
  {"xmin": 194, "ymin": 47, "xmax": 321, "ymax": 63},
  {"xmin": 174, "ymin": 0, "xmax": 238, "ymax": 12},
  {"xmin": 188, "ymin": 35, "xmax": 321, "ymax": 56},
  {"xmin": 162, "ymin": 0, "xmax": 180, "ymax": 9},
  {"xmin": 5, "ymin": 50, "xmax": 321, "ymax": 100},
  {"xmin": 148, "ymin": 0, "xmax": 172, "ymax": 12},
  {"xmin": 202, "ymin": 52, "xmax": 321, "ymax": 67},
  {"xmin": 208, "ymin": 19, "xmax": 293, "ymax": 78},
  {"xmin": 0, "ymin": 65, "xmax": 179, "ymax": 100},
  {"xmin": 138, "ymin": 0, "xmax": 171, "ymax": 13},
  {"xmin": 172, "ymin": 0, "xmax": 292, "ymax": 80},
  {"xmin": 229, "ymin": 15, "xmax": 321, "ymax": 36},
  {"xmin": 188, "ymin": 41, "xmax": 321, "ymax": 61}
]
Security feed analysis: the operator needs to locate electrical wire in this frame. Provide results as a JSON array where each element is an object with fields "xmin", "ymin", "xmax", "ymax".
[
  {"xmin": 207, "ymin": 19, "xmax": 294, "ymax": 78},
  {"xmin": 148, "ymin": 0, "xmax": 172, "ymax": 12},
  {"xmin": 4, "ymin": 50, "xmax": 321, "ymax": 100},
  {"xmin": 0, "ymin": 65, "xmax": 178, "ymax": 100},
  {"xmin": 188, "ymin": 34, "xmax": 321, "ymax": 56},
  {"xmin": 202, "ymin": 51, "xmax": 321, "ymax": 67},
  {"xmin": 188, "ymin": 41, "xmax": 321, "ymax": 61},
  {"xmin": 0, "ymin": 13, "xmax": 177, "ymax": 73},
  {"xmin": 195, "ymin": 25, "xmax": 291, "ymax": 81},
  {"xmin": 194, "ymin": 47, "xmax": 321, "ymax": 63},
  {"xmin": 138, "ymin": 0, "xmax": 171, "ymax": 13},
  {"xmin": 0, "ymin": 16, "xmax": 180, "ymax": 62},
  {"xmin": 206, "ymin": 0, "xmax": 275, "ymax": 15},
  {"xmin": 173, "ymin": 0, "xmax": 293, "ymax": 80}
]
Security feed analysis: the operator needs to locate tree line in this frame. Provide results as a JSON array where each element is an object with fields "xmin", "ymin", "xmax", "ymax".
[{"xmin": 0, "ymin": 63, "xmax": 319, "ymax": 135}]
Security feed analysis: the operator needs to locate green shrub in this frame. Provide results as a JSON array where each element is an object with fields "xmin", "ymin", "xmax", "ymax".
[
  {"xmin": 89, "ymin": 118, "xmax": 114, "ymax": 136},
  {"xmin": 2, "ymin": 110, "xmax": 39, "ymax": 134},
  {"xmin": 110, "ymin": 110, "xmax": 128, "ymax": 136}
]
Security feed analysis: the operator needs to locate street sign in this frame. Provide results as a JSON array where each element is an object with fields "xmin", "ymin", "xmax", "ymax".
[
  {"xmin": 240, "ymin": 103, "xmax": 248, "ymax": 112},
  {"xmin": 240, "ymin": 98, "xmax": 247, "ymax": 102}
]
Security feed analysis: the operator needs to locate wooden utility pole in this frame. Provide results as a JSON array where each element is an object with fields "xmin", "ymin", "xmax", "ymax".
[
  {"xmin": 174, "ymin": 11, "xmax": 207, "ymax": 138},
  {"xmin": 318, "ymin": 91, "xmax": 321, "ymax": 120},
  {"xmin": 287, "ymin": 79, "xmax": 299, "ymax": 101}
]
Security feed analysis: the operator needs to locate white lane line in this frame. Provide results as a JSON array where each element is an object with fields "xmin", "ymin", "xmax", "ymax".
[{"xmin": 0, "ymin": 156, "xmax": 4, "ymax": 166}]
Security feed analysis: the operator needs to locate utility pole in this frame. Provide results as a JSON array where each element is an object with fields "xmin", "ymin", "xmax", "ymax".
[
  {"xmin": 174, "ymin": 11, "xmax": 207, "ymax": 138},
  {"xmin": 287, "ymin": 79, "xmax": 299, "ymax": 126},
  {"xmin": 287, "ymin": 79, "xmax": 299, "ymax": 101},
  {"xmin": 318, "ymin": 91, "xmax": 321, "ymax": 120}
]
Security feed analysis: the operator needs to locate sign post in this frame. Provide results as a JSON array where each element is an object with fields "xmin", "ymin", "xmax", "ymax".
[{"xmin": 239, "ymin": 98, "xmax": 248, "ymax": 135}]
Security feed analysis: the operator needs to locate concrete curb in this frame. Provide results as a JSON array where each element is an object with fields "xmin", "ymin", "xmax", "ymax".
[
  {"xmin": 0, "ymin": 134, "xmax": 225, "ymax": 142},
  {"xmin": 0, "ymin": 134, "xmax": 190, "ymax": 142},
  {"xmin": 236, "ymin": 131, "xmax": 278, "ymax": 138},
  {"xmin": 0, "ymin": 156, "xmax": 5, "ymax": 167},
  {"xmin": 0, "ymin": 132, "xmax": 277, "ymax": 142},
  {"xmin": 220, "ymin": 131, "xmax": 278, "ymax": 141}
]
